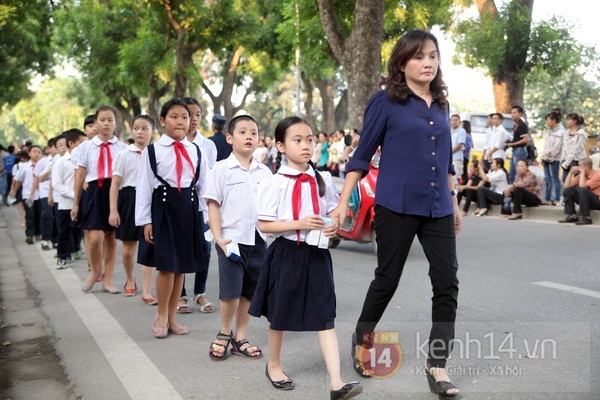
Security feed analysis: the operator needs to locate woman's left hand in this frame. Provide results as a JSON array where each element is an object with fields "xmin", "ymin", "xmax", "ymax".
[{"xmin": 453, "ymin": 203, "xmax": 462, "ymax": 236}]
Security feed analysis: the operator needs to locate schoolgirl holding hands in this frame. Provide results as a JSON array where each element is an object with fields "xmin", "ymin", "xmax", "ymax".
[{"xmin": 249, "ymin": 117, "xmax": 362, "ymax": 400}]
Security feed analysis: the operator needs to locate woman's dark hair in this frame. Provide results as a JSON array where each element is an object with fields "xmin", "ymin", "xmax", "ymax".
[
  {"xmin": 461, "ymin": 120, "xmax": 471, "ymax": 134},
  {"xmin": 566, "ymin": 113, "xmax": 585, "ymax": 126},
  {"xmin": 228, "ymin": 115, "xmax": 257, "ymax": 135},
  {"xmin": 383, "ymin": 30, "xmax": 448, "ymax": 111},
  {"xmin": 517, "ymin": 159, "xmax": 529, "ymax": 167},
  {"xmin": 545, "ymin": 112, "xmax": 561, "ymax": 123},
  {"xmin": 274, "ymin": 116, "xmax": 325, "ymax": 196},
  {"xmin": 493, "ymin": 157, "xmax": 508, "ymax": 180},
  {"xmin": 160, "ymin": 98, "xmax": 190, "ymax": 119},
  {"xmin": 95, "ymin": 105, "xmax": 118, "ymax": 120},
  {"xmin": 133, "ymin": 114, "xmax": 156, "ymax": 131}
]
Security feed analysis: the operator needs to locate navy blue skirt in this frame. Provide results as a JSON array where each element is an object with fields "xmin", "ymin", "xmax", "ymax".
[
  {"xmin": 116, "ymin": 187, "xmax": 141, "ymax": 241},
  {"xmin": 80, "ymin": 180, "xmax": 114, "ymax": 231},
  {"xmin": 249, "ymin": 237, "xmax": 336, "ymax": 331},
  {"xmin": 138, "ymin": 186, "xmax": 206, "ymax": 274}
]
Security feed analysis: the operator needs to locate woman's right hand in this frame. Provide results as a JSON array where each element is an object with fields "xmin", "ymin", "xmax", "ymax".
[{"xmin": 329, "ymin": 203, "xmax": 348, "ymax": 228}]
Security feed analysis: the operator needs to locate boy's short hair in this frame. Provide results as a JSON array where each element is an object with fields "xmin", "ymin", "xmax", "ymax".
[
  {"xmin": 65, "ymin": 129, "xmax": 86, "ymax": 147},
  {"xmin": 227, "ymin": 115, "xmax": 257, "ymax": 135}
]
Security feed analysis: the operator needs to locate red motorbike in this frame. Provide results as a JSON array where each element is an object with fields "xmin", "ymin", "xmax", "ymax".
[{"xmin": 330, "ymin": 152, "xmax": 380, "ymax": 254}]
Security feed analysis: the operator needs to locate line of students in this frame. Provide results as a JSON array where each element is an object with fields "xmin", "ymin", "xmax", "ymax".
[{"xmin": 13, "ymin": 98, "xmax": 362, "ymax": 399}]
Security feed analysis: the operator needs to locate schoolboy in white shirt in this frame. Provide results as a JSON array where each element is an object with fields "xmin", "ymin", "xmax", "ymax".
[
  {"xmin": 52, "ymin": 129, "xmax": 86, "ymax": 268},
  {"xmin": 11, "ymin": 145, "xmax": 43, "ymax": 244},
  {"xmin": 204, "ymin": 115, "xmax": 272, "ymax": 361}
]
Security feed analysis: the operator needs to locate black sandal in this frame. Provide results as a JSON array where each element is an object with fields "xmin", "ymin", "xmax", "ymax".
[
  {"xmin": 209, "ymin": 331, "xmax": 233, "ymax": 361},
  {"xmin": 351, "ymin": 332, "xmax": 373, "ymax": 378},
  {"xmin": 425, "ymin": 365, "xmax": 459, "ymax": 397},
  {"xmin": 231, "ymin": 338, "xmax": 263, "ymax": 359}
]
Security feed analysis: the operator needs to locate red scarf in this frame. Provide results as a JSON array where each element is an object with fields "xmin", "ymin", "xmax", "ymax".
[
  {"xmin": 97, "ymin": 142, "xmax": 112, "ymax": 188},
  {"xmin": 173, "ymin": 141, "xmax": 195, "ymax": 192},
  {"xmin": 284, "ymin": 173, "xmax": 320, "ymax": 244}
]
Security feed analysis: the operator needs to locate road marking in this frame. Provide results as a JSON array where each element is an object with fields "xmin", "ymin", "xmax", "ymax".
[
  {"xmin": 533, "ymin": 281, "xmax": 600, "ymax": 299},
  {"xmin": 38, "ymin": 249, "xmax": 182, "ymax": 400}
]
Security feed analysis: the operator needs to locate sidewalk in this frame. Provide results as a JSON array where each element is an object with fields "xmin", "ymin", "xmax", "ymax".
[{"xmin": 0, "ymin": 206, "xmax": 76, "ymax": 399}]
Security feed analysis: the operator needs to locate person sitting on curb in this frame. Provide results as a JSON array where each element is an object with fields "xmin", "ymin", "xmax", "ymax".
[
  {"xmin": 501, "ymin": 159, "xmax": 542, "ymax": 220},
  {"xmin": 474, "ymin": 158, "xmax": 509, "ymax": 216},
  {"xmin": 558, "ymin": 157, "xmax": 600, "ymax": 225}
]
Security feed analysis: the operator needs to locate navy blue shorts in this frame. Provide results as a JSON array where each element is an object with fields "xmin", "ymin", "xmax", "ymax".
[{"xmin": 217, "ymin": 231, "xmax": 265, "ymax": 301}]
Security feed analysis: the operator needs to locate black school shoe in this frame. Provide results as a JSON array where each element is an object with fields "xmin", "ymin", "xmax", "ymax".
[
  {"xmin": 575, "ymin": 216, "xmax": 593, "ymax": 225},
  {"xmin": 331, "ymin": 382, "xmax": 363, "ymax": 400},
  {"xmin": 558, "ymin": 215, "xmax": 578, "ymax": 223},
  {"xmin": 265, "ymin": 364, "xmax": 294, "ymax": 390}
]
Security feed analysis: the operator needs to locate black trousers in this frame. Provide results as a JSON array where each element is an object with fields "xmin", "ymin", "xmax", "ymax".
[
  {"xmin": 56, "ymin": 209, "xmax": 75, "ymax": 259},
  {"xmin": 476, "ymin": 187, "xmax": 503, "ymax": 209},
  {"xmin": 355, "ymin": 206, "xmax": 459, "ymax": 368},
  {"xmin": 563, "ymin": 187, "xmax": 600, "ymax": 217},
  {"xmin": 457, "ymin": 188, "xmax": 477, "ymax": 213},
  {"xmin": 24, "ymin": 200, "xmax": 41, "ymax": 238},
  {"xmin": 511, "ymin": 187, "xmax": 541, "ymax": 213},
  {"xmin": 40, "ymin": 198, "xmax": 54, "ymax": 241}
]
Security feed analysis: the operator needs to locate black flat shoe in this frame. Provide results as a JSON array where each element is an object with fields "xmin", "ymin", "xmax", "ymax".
[
  {"xmin": 265, "ymin": 364, "xmax": 294, "ymax": 390},
  {"xmin": 330, "ymin": 381, "xmax": 363, "ymax": 400},
  {"xmin": 425, "ymin": 368, "xmax": 459, "ymax": 397},
  {"xmin": 351, "ymin": 332, "xmax": 373, "ymax": 378}
]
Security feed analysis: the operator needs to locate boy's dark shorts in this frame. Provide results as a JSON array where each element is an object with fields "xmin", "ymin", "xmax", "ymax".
[{"xmin": 217, "ymin": 232, "xmax": 266, "ymax": 301}]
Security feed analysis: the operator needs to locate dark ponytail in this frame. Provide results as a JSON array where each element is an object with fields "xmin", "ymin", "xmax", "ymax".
[{"xmin": 308, "ymin": 160, "xmax": 325, "ymax": 197}]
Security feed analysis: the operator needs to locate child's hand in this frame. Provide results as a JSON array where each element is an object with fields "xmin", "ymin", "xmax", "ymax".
[
  {"xmin": 109, "ymin": 210, "xmax": 120, "ymax": 228},
  {"xmin": 144, "ymin": 224, "xmax": 153, "ymax": 244},
  {"xmin": 322, "ymin": 218, "xmax": 339, "ymax": 238},
  {"xmin": 299, "ymin": 215, "xmax": 326, "ymax": 230},
  {"xmin": 215, "ymin": 237, "xmax": 232, "ymax": 255},
  {"xmin": 70, "ymin": 205, "xmax": 79, "ymax": 221}
]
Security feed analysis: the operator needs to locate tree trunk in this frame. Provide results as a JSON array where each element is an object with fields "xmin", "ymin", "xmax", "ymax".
[
  {"xmin": 301, "ymin": 73, "xmax": 318, "ymax": 133},
  {"xmin": 315, "ymin": 78, "xmax": 335, "ymax": 133},
  {"xmin": 476, "ymin": 0, "xmax": 534, "ymax": 112},
  {"xmin": 335, "ymin": 89, "xmax": 348, "ymax": 131},
  {"xmin": 222, "ymin": 46, "xmax": 244, "ymax": 120},
  {"xmin": 317, "ymin": 0, "xmax": 385, "ymax": 130}
]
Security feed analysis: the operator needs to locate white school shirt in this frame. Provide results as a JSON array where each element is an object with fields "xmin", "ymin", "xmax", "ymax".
[
  {"xmin": 191, "ymin": 130, "xmax": 218, "ymax": 216},
  {"xmin": 256, "ymin": 165, "xmax": 339, "ymax": 243},
  {"xmin": 77, "ymin": 136, "xmax": 128, "ymax": 182},
  {"xmin": 14, "ymin": 160, "xmax": 39, "ymax": 200},
  {"xmin": 204, "ymin": 152, "xmax": 272, "ymax": 245},
  {"xmin": 135, "ymin": 135, "xmax": 208, "ymax": 226},
  {"xmin": 51, "ymin": 152, "xmax": 75, "ymax": 210},
  {"xmin": 33, "ymin": 156, "xmax": 51, "ymax": 198},
  {"xmin": 112, "ymin": 144, "xmax": 143, "ymax": 189},
  {"xmin": 49, "ymin": 154, "xmax": 62, "ymax": 203},
  {"xmin": 190, "ymin": 130, "xmax": 218, "ymax": 168}
]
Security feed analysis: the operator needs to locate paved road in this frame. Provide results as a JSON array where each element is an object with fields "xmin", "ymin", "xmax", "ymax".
[{"xmin": 1, "ymin": 205, "xmax": 598, "ymax": 399}]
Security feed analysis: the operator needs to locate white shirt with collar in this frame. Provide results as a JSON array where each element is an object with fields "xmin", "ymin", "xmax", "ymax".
[
  {"xmin": 51, "ymin": 151, "xmax": 75, "ymax": 210},
  {"xmin": 14, "ymin": 160, "xmax": 39, "ymax": 200},
  {"xmin": 135, "ymin": 134, "xmax": 208, "ymax": 227},
  {"xmin": 256, "ymin": 165, "xmax": 339, "ymax": 243},
  {"xmin": 204, "ymin": 152, "xmax": 272, "ymax": 245},
  {"xmin": 33, "ymin": 156, "xmax": 51, "ymax": 198},
  {"xmin": 112, "ymin": 144, "xmax": 144, "ymax": 189},
  {"xmin": 190, "ymin": 130, "xmax": 218, "ymax": 168},
  {"xmin": 77, "ymin": 136, "xmax": 128, "ymax": 182}
]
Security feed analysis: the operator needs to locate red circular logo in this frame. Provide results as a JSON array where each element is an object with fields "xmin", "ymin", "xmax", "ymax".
[{"xmin": 356, "ymin": 332, "xmax": 403, "ymax": 379}]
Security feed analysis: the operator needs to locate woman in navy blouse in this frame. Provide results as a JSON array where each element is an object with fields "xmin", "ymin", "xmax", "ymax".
[{"xmin": 331, "ymin": 30, "xmax": 461, "ymax": 397}]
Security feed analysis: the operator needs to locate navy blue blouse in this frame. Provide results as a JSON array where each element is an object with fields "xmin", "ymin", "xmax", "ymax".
[{"xmin": 346, "ymin": 90, "xmax": 455, "ymax": 218}]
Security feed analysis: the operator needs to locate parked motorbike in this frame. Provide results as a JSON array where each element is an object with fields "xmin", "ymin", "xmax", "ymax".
[{"xmin": 329, "ymin": 152, "xmax": 380, "ymax": 254}]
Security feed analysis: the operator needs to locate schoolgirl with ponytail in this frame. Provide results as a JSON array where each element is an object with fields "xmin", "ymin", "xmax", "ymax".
[{"xmin": 249, "ymin": 116, "xmax": 363, "ymax": 399}]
